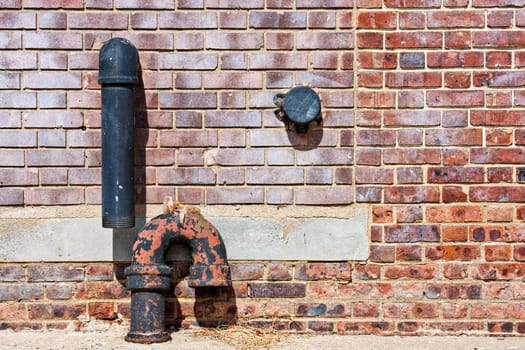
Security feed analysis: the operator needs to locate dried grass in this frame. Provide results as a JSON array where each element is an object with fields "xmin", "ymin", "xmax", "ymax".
[{"xmin": 193, "ymin": 322, "xmax": 289, "ymax": 350}]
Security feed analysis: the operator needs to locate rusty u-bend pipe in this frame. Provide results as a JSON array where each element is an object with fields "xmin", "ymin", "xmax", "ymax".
[{"xmin": 124, "ymin": 210, "xmax": 231, "ymax": 343}]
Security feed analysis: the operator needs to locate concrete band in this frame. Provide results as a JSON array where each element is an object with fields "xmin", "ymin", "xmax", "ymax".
[{"xmin": 0, "ymin": 207, "xmax": 368, "ymax": 262}]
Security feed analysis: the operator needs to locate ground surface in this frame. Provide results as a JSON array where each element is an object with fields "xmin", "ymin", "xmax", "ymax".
[{"xmin": 0, "ymin": 329, "xmax": 524, "ymax": 350}]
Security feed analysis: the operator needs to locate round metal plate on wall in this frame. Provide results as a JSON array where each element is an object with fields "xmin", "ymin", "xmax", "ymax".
[{"xmin": 274, "ymin": 86, "xmax": 321, "ymax": 134}]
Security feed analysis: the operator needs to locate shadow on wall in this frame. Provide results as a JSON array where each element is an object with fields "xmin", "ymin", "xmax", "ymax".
[
  {"xmin": 167, "ymin": 258, "xmax": 238, "ymax": 330},
  {"xmin": 133, "ymin": 63, "xmax": 148, "ymax": 222},
  {"xmin": 274, "ymin": 108, "xmax": 324, "ymax": 151},
  {"xmin": 113, "ymin": 61, "xmax": 238, "ymax": 334}
]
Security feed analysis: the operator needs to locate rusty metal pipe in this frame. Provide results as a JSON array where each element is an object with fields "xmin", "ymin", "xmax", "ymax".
[{"xmin": 125, "ymin": 211, "xmax": 231, "ymax": 343}]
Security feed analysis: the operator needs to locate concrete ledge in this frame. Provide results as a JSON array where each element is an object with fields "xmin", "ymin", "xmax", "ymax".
[{"xmin": 0, "ymin": 208, "xmax": 369, "ymax": 262}]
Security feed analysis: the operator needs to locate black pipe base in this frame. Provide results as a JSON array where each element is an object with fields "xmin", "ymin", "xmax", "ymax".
[
  {"xmin": 125, "ymin": 332, "xmax": 171, "ymax": 344},
  {"xmin": 102, "ymin": 216, "xmax": 135, "ymax": 228}
]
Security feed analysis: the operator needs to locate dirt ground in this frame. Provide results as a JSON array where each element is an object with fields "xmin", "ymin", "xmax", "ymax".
[{"xmin": 0, "ymin": 328, "xmax": 524, "ymax": 350}]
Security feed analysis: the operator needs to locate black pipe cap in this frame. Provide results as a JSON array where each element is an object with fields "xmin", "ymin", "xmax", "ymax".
[{"xmin": 98, "ymin": 38, "xmax": 139, "ymax": 85}]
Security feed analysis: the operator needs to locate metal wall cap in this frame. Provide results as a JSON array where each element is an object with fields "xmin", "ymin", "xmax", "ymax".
[{"xmin": 98, "ymin": 37, "xmax": 139, "ymax": 85}]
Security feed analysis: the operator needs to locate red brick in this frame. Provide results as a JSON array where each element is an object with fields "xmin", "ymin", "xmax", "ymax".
[
  {"xmin": 426, "ymin": 244, "xmax": 481, "ymax": 261},
  {"xmin": 265, "ymin": 32, "xmax": 294, "ymax": 50},
  {"xmin": 357, "ymin": 91, "xmax": 395, "ymax": 108},
  {"xmin": 24, "ymin": 187, "xmax": 84, "ymax": 205},
  {"xmin": 385, "ymin": 186, "xmax": 440, "ymax": 204},
  {"xmin": 369, "ymin": 246, "xmax": 395, "ymax": 263},
  {"xmin": 206, "ymin": 32, "xmax": 262, "ymax": 50},
  {"xmin": 473, "ymin": 30, "xmax": 525, "ymax": 49},
  {"xmin": 295, "ymin": 187, "xmax": 353, "ymax": 205},
  {"xmin": 89, "ymin": 302, "xmax": 116, "ymax": 320},
  {"xmin": 396, "ymin": 246, "xmax": 422, "ymax": 261},
  {"xmin": 28, "ymin": 265, "xmax": 84, "ymax": 282},
  {"xmin": 384, "ymin": 265, "xmax": 438, "ymax": 280},
  {"xmin": 425, "ymin": 283, "xmax": 481, "ymax": 299},
  {"xmin": 159, "ymin": 12, "xmax": 216, "ymax": 29},
  {"xmin": 266, "ymin": 263, "xmax": 292, "ymax": 281},
  {"xmin": 298, "ymin": 0, "xmax": 352, "ymax": 6},
  {"xmin": 0, "ymin": 304, "xmax": 26, "ymax": 320},
  {"xmin": 385, "ymin": 225, "xmax": 440, "ymax": 242},
  {"xmin": 384, "ymin": 149, "xmax": 440, "ymax": 164},
  {"xmin": 357, "ymin": 130, "xmax": 396, "ymax": 146},
  {"xmin": 68, "ymin": 12, "xmax": 128, "ymax": 29},
  {"xmin": 249, "ymin": 283, "xmax": 305, "ymax": 298},
  {"xmin": 486, "ymin": 129, "xmax": 512, "ymax": 146},
  {"xmin": 396, "ymin": 206, "xmax": 423, "ymax": 223},
  {"xmin": 357, "ymin": 12, "xmax": 396, "ymax": 29},
  {"xmin": 25, "ymin": 187, "xmax": 83, "ymax": 205},
  {"xmin": 386, "ymin": 0, "xmax": 440, "ymax": 6},
  {"xmin": 473, "ymin": 263, "xmax": 525, "ymax": 280},
  {"xmin": 297, "ymin": 71, "xmax": 353, "ymax": 88},
  {"xmin": 386, "ymin": 32, "xmax": 442, "ymax": 49},
  {"xmin": 45, "ymin": 283, "xmax": 74, "ymax": 300},
  {"xmin": 297, "ymin": 32, "xmax": 353, "ymax": 49},
  {"xmin": 308, "ymin": 11, "xmax": 336, "ymax": 28},
  {"xmin": 160, "ymin": 53, "xmax": 217, "ymax": 70},
  {"xmin": 356, "ymin": 167, "xmax": 393, "ymax": 184},
  {"xmin": 427, "ymin": 11, "xmax": 484, "ymax": 28},
  {"xmin": 338, "ymin": 283, "xmax": 393, "ymax": 298},
  {"xmin": 399, "ymin": 12, "xmax": 425, "ymax": 29},
  {"xmin": 357, "ymin": 32, "xmax": 383, "ymax": 49},
  {"xmin": 358, "ymin": 52, "xmax": 397, "ymax": 69},
  {"xmin": 471, "ymin": 148, "xmax": 525, "ymax": 164},
  {"xmin": 206, "ymin": 187, "xmax": 263, "ymax": 204},
  {"xmin": 24, "ymin": 0, "xmax": 83, "ymax": 7},
  {"xmin": 0, "ymin": 266, "xmax": 25, "ymax": 282},
  {"xmin": 384, "ymin": 110, "xmax": 440, "ymax": 127},
  {"xmin": 25, "ymin": 32, "xmax": 82, "ymax": 49},
  {"xmin": 444, "ymin": 31, "xmax": 471, "ymax": 50},
  {"xmin": 119, "ymin": 33, "xmax": 173, "ymax": 50},
  {"xmin": 486, "ymin": 245, "xmax": 512, "ymax": 261},
  {"xmin": 249, "ymin": 11, "xmax": 306, "ymax": 28},
  {"xmin": 116, "ymin": 0, "xmax": 174, "ymax": 9}
]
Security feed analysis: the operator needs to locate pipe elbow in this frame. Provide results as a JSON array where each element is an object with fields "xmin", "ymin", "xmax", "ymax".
[
  {"xmin": 180, "ymin": 211, "xmax": 231, "ymax": 287},
  {"xmin": 126, "ymin": 211, "xmax": 230, "ymax": 291}
]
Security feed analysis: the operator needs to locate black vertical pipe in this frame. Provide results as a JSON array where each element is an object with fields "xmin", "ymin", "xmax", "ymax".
[{"xmin": 99, "ymin": 38, "xmax": 139, "ymax": 228}]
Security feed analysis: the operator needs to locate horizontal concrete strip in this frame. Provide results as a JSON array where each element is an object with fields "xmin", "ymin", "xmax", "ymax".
[{"xmin": 0, "ymin": 208, "xmax": 368, "ymax": 262}]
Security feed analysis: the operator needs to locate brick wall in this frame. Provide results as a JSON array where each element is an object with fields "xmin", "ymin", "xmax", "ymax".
[{"xmin": 1, "ymin": 0, "xmax": 525, "ymax": 335}]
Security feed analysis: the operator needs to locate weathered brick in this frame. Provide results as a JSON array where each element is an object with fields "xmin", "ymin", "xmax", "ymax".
[
  {"xmin": 25, "ymin": 188, "xmax": 84, "ymax": 205},
  {"xmin": 230, "ymin": 263, "xmax": 264, "ymax": 281},
  {"xmin": 116, "ymin": 0, "xmax": 174, "ymax": 8},
  {"xmin": 249, "ymin": 283, "xmax": 305, "ymax": 298},
  {"xmin": 28, "ymin": 265, "xmax": 84, "ymax": 282},
  {"xmin": 297, "ymin": 32, "xmax": 353, "ymax": 49},
  {"xmin": 159, "ymin": 93, "xmax": 217, "ymax": 109},
  {"xmin": 206, "ymin": 187, "xmax": 264, "ymax": 204},
  {"xmin": 118, "ymin": 33, "xmax": 173, "ymax": 50},
  {"xmin": 250, "ymin": 11, "xmax": 306, "ymax": 28},
  {"xmin": 204, "ymin": 72, "xmax": 262, "ymax": 89},
  {"xmin": 206, "ymin": 32, "xmax": 263, "ymax": 50}
]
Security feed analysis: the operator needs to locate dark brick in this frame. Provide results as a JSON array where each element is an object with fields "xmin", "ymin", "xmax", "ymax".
[{"xmin": 249, "ymin": 283, "xmax": 305, "ymax": 298}]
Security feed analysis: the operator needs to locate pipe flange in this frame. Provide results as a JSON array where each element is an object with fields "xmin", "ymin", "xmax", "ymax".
[{"xmin": 125, "ymin": 264, "xmax": 172, "ymax": 292}]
